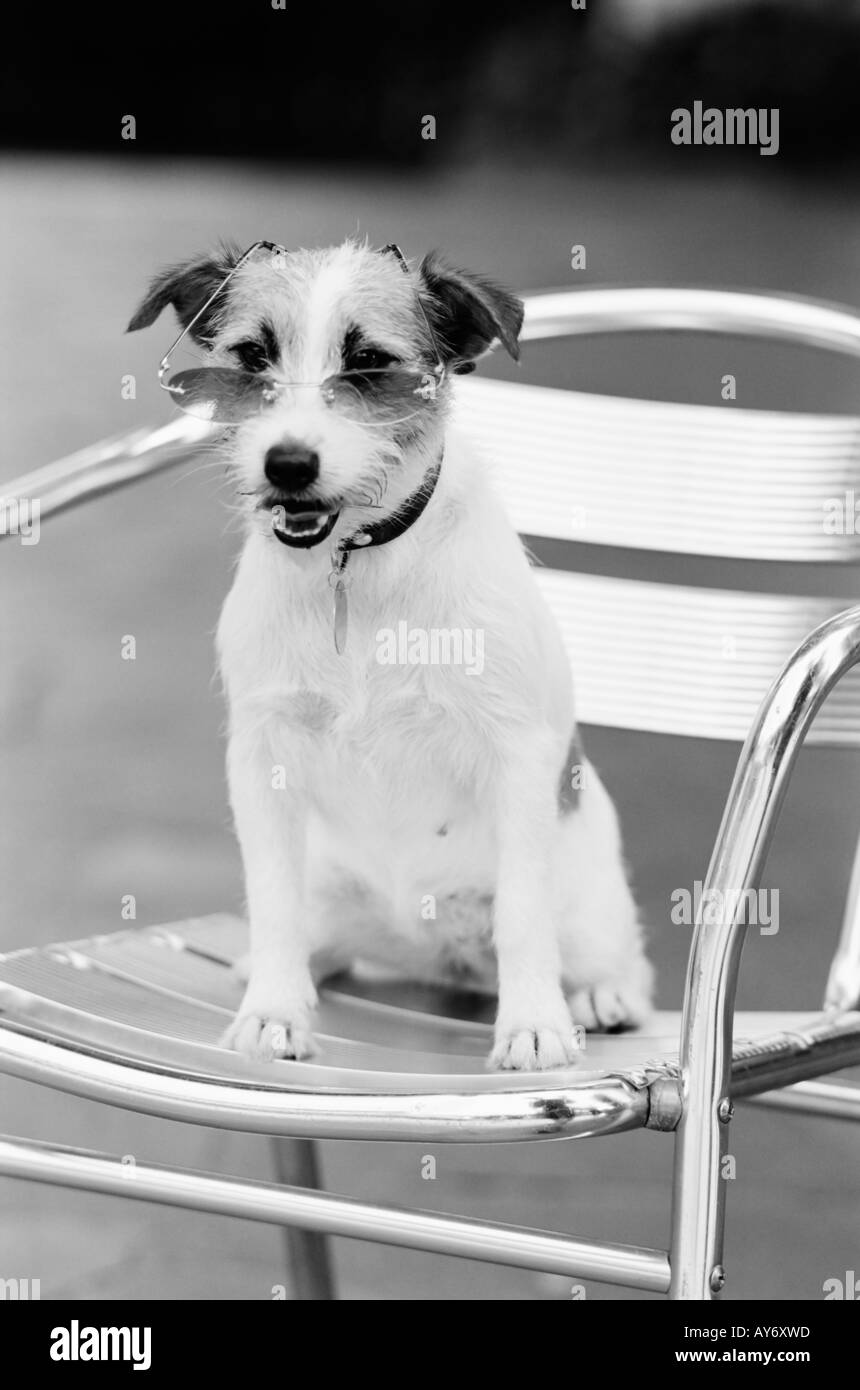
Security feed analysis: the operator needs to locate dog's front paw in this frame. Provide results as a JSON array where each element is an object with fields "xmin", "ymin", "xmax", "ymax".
[
  {"xmin": 489, "ymin": 1021, "xmax": 579, "ymax": 1072},
  {"xmin": 222, "ymin": 1000, "xmax": 317, "ymax": 1061},
  {"xmin": 567, "ymin": 980, "xmax": 651, "ymax": 1033},
  {"xmin": 222, "ymin": 1011, "xmax": 317, "ymax": 1060}
]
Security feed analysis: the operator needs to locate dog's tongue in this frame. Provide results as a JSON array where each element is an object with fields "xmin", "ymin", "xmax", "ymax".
[{"xmin": 282, "ymin": 512, "xmax": 325, "ymax": 534}]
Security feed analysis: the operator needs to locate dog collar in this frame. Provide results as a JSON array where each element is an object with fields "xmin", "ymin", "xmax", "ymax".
[
  {"xmin": 342, "ymin": 451, "xmax": 443, "ymax": 557},
  {"xmin": 329, "ymin": 451, "xmax": 443, "ymax": 655}
]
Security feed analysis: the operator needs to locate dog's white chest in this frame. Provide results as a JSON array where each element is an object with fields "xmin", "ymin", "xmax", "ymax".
[{"xmin": 273, "ymin": 662, "xmax": 497, "ymax": 898}]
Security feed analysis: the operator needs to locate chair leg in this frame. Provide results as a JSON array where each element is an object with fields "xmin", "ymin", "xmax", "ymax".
[
  {"xmin": 668, "ymin": 1092, "xmax": 729, "ymax": 1300},
  {"xmin": 826, "ymin": 829, "xmax": 860, "ymax": 1011},
  {"xmin": 270, "ymin": 1138, "xmax": 336, "ymax": 1300},
  {"xmin": 666, "ymin": 607, "xmax": 860, "ymax": 1296}
]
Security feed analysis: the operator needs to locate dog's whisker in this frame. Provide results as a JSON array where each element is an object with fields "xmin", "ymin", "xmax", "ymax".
[
  {"xmin": 170, "ymin": 460, "xmax": 230, "ymax": 488},
  {"xmin": 348, "ymin": 413, "xmax": 425, "ymax": 429}
]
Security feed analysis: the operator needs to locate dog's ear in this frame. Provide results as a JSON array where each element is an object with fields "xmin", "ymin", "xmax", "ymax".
[
  {"xmin": 126, "ymin": 249, "xmax": 238, "ymax": 340},
  {"xmin": 419, "ymin": 252, "xmax": 524, "ymax": 372}
]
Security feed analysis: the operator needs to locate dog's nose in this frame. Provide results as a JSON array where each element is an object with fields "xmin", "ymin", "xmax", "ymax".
[{"xmin": 264, "ymin": 445, "xmax": 320, "ymax": 493}]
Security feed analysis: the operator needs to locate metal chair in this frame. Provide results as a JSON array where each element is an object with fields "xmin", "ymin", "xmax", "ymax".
[{"xmin": 1, "ymin": 286, "xmax": 859, "ymax": 1302}]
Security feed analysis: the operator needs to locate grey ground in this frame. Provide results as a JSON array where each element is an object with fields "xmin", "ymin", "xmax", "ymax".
[{"xmin": 0, "ymin": 157, "xmax": 858, "ymax": 1299}]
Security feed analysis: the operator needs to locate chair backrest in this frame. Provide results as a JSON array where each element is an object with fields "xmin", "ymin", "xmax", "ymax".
[
  {"xmin": 453, "ymin": 288, "xmax": 860, "ymax": 746},
  {"xmin": 4, "ymin": 287, "xmax": 860, "ymax": 746}
]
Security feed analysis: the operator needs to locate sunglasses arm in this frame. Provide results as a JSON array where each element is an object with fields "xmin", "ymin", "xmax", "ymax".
[{"xmin": 158, "ymin": 241, "xmax": 287, "ymax": 384}]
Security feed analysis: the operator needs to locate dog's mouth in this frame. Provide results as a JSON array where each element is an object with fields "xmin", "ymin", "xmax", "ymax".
[{"xmin": 264, "ymin": 496, "xmax": 341, "ymax": 550}]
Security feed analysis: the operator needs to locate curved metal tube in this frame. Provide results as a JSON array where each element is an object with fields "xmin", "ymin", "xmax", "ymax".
[
  {"xmin": 0, "ymin": 415, "xmax": 214, "ymax": 537},
  {"xmin": 669, "ymin": 602, "xmax": 860, "ymax": 1299},
  {"xmin": 0, "ymin": 1025, "xmax": 649, "ymax": 1144},
  {"xmin": 741, "ymin": 1079, "xmax": 860, "ymax": 1122},
  {"xmin": 826, "ymin": 833, "xmax": 860, "ymax": 1011},
  {"xmin": 0, "ymin": 1135, "xmax": 671, "ymax": 1291},
  {"xmin": 522, "ymin": 286, "xmax": 860, "ymax": 356}
]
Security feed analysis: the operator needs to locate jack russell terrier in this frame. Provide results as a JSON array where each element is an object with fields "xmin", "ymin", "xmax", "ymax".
[{"xmin": 128, "ymin": 238, "xmax": 653, "ymax": 1070}]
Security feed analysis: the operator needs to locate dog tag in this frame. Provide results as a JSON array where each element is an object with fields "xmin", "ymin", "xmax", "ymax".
[
  {"xmin": 332, "ymin": 577, "xmax": 349, "ymax": 654},
  {"xmin": 329, "ymin": 546, "xmax": 355, "ymax": 655}
]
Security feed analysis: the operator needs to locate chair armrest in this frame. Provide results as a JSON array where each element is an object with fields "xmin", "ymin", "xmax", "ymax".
[
  {"xmin": 670, "ymin": 602, "xmax": 860, "ymax": 1297},
  {"xmin": 0, "ymin": 417, "xmax": 214, "ymax": 539},
  {"xmin": 680, "ymin": 601, "xmax": 860, "ymax": 1077}
]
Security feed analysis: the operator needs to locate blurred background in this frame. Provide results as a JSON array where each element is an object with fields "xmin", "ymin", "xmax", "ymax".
[{"xmin": 1, "ymin": 0, "xmax": 859, "ymax": 1299}]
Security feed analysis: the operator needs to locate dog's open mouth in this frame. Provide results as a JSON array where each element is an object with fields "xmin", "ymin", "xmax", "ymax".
[{"xmin": 266, "ymin": 497, "xmax": 341, "ymax": 549}]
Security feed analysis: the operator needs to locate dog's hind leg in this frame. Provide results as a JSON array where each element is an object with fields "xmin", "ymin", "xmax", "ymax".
[{"xmin": 555, "ymin": 765, "xmax": 654, "ymax": 1032}]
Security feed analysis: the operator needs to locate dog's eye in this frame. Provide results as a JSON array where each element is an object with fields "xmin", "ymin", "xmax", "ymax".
[
  {"xmin": 232, "ymin": 340, "xmax": 270, "ymax": 374},
  {"xmin": 345, "ymin": 346, "xmax": 398, "ymax": 372}
]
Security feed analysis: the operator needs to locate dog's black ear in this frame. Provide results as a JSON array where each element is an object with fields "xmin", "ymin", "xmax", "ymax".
[
  {"xmin": 126, "ymin": 248, "xmax": 238, "ymax": 340},
  {"xmin": 419, "ymin": 252, "xmax": 524, "ymax": 370}
]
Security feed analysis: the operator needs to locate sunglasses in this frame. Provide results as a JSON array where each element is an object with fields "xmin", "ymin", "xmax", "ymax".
[{"xmin": 157, "ymin": 241, "xmax": 447, "ymax": 425}]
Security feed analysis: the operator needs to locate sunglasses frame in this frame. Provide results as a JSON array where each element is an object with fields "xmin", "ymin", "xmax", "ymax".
[{"xmin": 157, "ymin": 240, "xmax": 448, "ymax": 414}]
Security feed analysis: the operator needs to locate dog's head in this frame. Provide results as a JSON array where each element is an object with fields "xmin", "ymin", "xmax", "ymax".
[{"xmin": 128, "ymin": 240, "xmax": 523, "ymax": 552}]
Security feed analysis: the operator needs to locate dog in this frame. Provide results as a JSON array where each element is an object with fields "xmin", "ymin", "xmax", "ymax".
[{"xmin": 128, "ymin": 238, "xmax": 653, "ymax": 1070}]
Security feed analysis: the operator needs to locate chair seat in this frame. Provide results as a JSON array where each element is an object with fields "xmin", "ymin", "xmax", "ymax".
[{"xmin": 0, "ymin": 915, "xmax": 858, "ymax": 1143}]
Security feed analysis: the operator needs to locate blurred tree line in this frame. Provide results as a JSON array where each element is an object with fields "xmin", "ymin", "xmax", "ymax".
[{"xmin": 1, "ymin": 0, "xmax": 858, "ymax": 172}]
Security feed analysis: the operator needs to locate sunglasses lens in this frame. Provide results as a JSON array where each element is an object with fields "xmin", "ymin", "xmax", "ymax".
[
  {"xmin": 324, "ymin": 368, "xmax": 439, "ymax": 419},
  {"xmin": 163, "ymin": 367, "xmax": 441, "ymax": 423},
  {"xmin": 165, "ymin": 368, "xmax": 279, "ymax": 422}
]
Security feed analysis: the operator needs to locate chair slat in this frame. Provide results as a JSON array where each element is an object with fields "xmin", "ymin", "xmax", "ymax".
[
  {"xmin": 535, "ymin": 570, "xmax": 860, "ymax": 743},
  {"xmin": 455, "ymin": 378, "xmax": 860, "ymax": 562},
  {"xmin": 1, "ymin": 920, "xmax": 858, "ymax": 1136}
]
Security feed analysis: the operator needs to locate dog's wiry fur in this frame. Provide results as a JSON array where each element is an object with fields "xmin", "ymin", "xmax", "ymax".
[{"xmin": 129, "ymin": 239, "xmax": 653, "ymax": 1069}]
